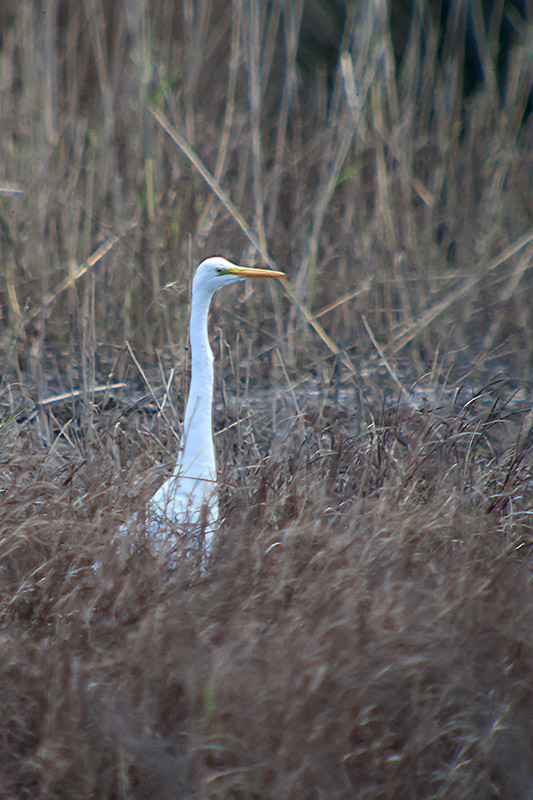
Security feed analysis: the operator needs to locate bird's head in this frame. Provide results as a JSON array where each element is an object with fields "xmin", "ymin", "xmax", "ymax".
[{"xmin": 194, "ymin": 257, "xmax": 285, "ymax": 294}]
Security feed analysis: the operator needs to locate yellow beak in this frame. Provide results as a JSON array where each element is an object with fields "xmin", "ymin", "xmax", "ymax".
[{"xmin": 226, "ymin": 265, "xmax": 285, "ymax": 279}]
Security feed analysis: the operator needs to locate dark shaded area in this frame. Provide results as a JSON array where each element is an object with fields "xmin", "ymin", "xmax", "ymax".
[{"xmin": 298, "ymin": 0, "xmax": 531, "ymax": 116}]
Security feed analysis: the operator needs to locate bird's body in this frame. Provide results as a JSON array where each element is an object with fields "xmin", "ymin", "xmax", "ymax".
[{"xmin": 145, "ymin": 257, "xmax": 284, "ymax": 554}]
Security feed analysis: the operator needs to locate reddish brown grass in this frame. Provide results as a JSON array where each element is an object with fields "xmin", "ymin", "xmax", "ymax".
[{"xmin": 1, "ymin": 392, "xmax": 533, "ymax": 798}]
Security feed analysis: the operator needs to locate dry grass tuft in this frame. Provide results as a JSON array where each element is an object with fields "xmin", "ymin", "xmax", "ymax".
[{"xmin": 1, "ymin": 392, "xmax": 533, "ymax": 798}]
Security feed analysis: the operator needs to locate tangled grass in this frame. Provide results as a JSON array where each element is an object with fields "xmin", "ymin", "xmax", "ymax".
[{"xmin": 1, "ymin": 384, "xmax": 533, "ymax": 798}]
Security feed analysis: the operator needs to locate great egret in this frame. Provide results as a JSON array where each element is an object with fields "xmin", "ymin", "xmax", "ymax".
[{"xmin": 145, "ymin": 256, "xmax": 285, "ymax": 554}]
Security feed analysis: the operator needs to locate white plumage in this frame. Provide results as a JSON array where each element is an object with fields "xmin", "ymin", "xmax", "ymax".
[{"xmin": 145, "ymin": 256, "xmax": 285, "ymax": 554}]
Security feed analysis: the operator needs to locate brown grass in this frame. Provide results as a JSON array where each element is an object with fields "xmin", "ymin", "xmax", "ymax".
[
  {"xmin": 1, "ymin": 392, "xmax": 533, "ymax": 798},
  {"xmin": 0, "ymin": 0, "xmax": 533, "ymax": 797}
]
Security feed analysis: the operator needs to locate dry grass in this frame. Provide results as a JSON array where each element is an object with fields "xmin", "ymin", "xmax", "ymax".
[
  {"xmin": 1, "ymin": 392, "xmax": 533, "ymax": 798},
  {"xmin": 1, "ymin": 0, "xmax": 533, "ymax": 797}
]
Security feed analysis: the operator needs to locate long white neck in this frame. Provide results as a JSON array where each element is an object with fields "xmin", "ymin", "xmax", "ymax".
[{"xmin": 180, "ymin": 281, "xmax": 216, "ymax": 473}]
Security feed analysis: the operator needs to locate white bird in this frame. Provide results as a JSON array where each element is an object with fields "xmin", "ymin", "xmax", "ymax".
[{"xmin": 145, "ymin": 256, "xmax": 285, "ymax": 555}]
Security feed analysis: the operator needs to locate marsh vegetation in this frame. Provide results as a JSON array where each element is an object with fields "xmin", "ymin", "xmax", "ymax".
[{"xmin": 0, "ymin": 1, "xmax": 532, "ymax": 797}]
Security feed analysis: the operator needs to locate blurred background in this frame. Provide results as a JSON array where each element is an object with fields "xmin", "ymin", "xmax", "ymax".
[{"xmin": 0, "ymin": 0, "xmax": 531, "ymax": 400}]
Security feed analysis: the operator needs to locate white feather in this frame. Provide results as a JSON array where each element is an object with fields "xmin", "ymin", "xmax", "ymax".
[{"xmin": 138, "ymin": 257, "xmax": 284, "ymax": 557}]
